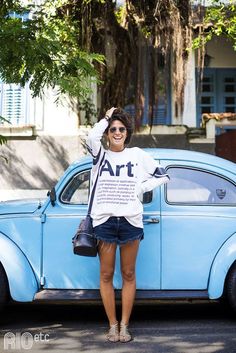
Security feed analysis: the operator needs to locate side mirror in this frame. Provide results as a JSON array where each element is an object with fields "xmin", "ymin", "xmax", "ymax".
[{"xmin": 47, "ymin": 187, "xmax": 57, "ymax": 207}]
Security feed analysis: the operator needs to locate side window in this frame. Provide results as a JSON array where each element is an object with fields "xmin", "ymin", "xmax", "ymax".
[
  {"xmin": 60, "ymin": 170, "xmax": 152, "ymax": 205},
  {"xmin": 60, "ymin": 170, "xmax": 90, "ymax": 205},
  {"xmin": 166, "ymin": 167, "xmax": 236, "ymax": 205}
]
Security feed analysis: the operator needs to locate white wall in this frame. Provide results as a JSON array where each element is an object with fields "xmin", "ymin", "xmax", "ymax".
[
  {"xmin": 206, "ymin": 36, "xmax": 236, "ymax": 68},
  {"xmin": 182, "ymin": 36, "xmax": 236, "ymax": 128},
  {"xmin": 30, "ymin": 89, "xmax": 79, "ymax": 136},
  {"xmin": 182, "ymin": 50, "xmax": 197, "ymax": 127}
]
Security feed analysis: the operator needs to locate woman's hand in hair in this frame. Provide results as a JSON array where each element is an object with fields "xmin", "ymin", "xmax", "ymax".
[{"xmin": 105, "ymin": 107, "xmax": 117, "ymax": 120}]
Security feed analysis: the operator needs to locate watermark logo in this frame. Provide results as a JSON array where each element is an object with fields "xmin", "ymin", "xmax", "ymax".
[{"xmin": 4, "ymin": 332, "xmax": 50, "ymax": 350}]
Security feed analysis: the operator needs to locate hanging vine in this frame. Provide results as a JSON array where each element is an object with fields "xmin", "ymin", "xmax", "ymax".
[
  {"xmin": 60, "ymin": 0, "xmax": 193, "ymax": 126},
  {"xmin": 126, "ymin": 0, "xmax": 192, "ymax": 122}
]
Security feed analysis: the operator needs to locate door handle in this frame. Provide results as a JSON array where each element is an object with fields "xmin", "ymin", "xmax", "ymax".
[{"xmin": 144, "ymin": 217, "xmax": 160, "ymax": 224}]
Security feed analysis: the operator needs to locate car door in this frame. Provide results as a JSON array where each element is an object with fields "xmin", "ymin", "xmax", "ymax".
[
  {"xmin": 160, "ymin": 160, "xmax": 236, "ymax": 290},
  {"xmin": 42, "ymin": 163, "xmax": 101, "ymax": 289},
  {"xmin": 115, "ymin": 187, "xmax": 162, "ymax": 290},
  {"xmin": 42, "ymin": 163, "xmax": 163, "ymax": 290}
]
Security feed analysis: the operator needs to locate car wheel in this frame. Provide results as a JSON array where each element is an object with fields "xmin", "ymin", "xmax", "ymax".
[
  {"xmin": 0, "ymin": 263, "xmax": 9, "ymax": 310},
  {"xmin": 225, "ymin": 262, "xmax": 236, "ymax": 312}
]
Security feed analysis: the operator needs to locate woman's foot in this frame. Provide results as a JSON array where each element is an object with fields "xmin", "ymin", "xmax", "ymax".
[
  {"xmin": 119, "ymin": 322, "xmax": 132, "ymax": 343},
  {"xmin": 107, "ymin": 322, "xmax": 119, "ymax": 342}
]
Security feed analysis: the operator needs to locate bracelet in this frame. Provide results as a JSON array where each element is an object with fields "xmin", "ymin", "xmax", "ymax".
[{"xmin": 105, "ymin": 115, "xmax": 110, "ymax": 120}]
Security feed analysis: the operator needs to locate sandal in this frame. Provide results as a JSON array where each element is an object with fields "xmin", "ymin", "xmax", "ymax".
[
  {"xmin": 107, "ymin": 322, "xmax": 119, "ymax": 342},
  {"xmin": 119, "ymin": 322, "xmax": 132, "ymax": 343}
]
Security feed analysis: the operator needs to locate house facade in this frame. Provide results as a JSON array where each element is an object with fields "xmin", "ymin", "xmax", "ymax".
[{"xmin": 0, "ymin": 8, "xmax": 236, "ymax": 200}]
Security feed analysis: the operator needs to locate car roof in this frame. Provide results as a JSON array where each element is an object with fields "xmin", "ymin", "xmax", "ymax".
[
  {"xmin": 144, "ymin": 148, "xmax": 232, "ymax": 162},
  {"xmin": 69, "ymin": 148, "xmax": 236, "ymax": 173},
  {"xmin": 146, "ymin": 148, "xmax": 236, "ymax": 173}
]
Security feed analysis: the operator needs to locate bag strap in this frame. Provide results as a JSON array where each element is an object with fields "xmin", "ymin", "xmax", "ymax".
[{"xmin": 87, "ymin": 151, "xmax": 105, "ymax": 215}]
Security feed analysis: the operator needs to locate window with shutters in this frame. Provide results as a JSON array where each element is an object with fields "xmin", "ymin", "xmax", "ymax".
[
  {"xmin": 0, "ymin": 82, "xmax": 30, "ymax": 126},
  {"xmin": 0, "ymin": 12, "xmax": 31, "ymax": 126},
  {"xmin": 196, "ymin": 68, "xmax": 236, "ymax": 127},
  {"xmin": 124, "ymin": 46, "xmax": 171, "ymax": 125}
]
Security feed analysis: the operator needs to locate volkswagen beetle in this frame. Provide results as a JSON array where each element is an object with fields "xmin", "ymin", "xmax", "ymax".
[{"xmin": 0, "ymin": 149, "xmax": 236, "ymax": 311}]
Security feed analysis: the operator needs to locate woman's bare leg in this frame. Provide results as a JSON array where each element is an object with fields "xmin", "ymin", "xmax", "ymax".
[
  {"xmin": 98, "ymin": 242, "xmax": 118, "ymax": 326},
  {"xmin": 120, "ymin": 239, "xmax": 140, "ymax": 325}
]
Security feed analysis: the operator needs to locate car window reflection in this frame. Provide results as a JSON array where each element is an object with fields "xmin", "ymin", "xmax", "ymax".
[
  {"xmin": 60, "ymin": 170, "xmax": 90, "ymax": 205},
  {"xmin": 166, "ymin": 167, "xmax": 236, "ymax": 205}
]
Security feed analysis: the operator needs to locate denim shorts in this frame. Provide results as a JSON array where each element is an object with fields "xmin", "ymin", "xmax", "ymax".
[{"xmin": 93, "ymin": 217, "xmax": 144, "ymax": 245}]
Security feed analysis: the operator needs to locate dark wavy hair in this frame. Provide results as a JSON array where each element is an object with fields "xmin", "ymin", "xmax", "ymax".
[{"xmin": 105, "ymin": 108, "xmax": 133, "ymax": 145}]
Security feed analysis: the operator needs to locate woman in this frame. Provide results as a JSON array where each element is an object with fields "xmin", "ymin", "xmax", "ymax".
[{"xmin": 86, "ymin": 107, "xmax": 169, "ymax": 343}]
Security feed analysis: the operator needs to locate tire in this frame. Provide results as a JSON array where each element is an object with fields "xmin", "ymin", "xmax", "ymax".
[
  {"xmin": 225, "ymin": 262, "xmax": 236, "ymax": 313},
  {"xmin": 0, "ymin": 263, "xmax": 9, "ymax": 310}
]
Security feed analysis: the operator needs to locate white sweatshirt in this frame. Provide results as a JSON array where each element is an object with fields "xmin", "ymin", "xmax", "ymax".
[{"xmin": 86, "ymin": 118, "xmax": 169, "ymax": 228}]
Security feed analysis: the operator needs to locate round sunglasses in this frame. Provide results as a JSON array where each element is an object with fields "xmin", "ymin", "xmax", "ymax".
[{"xmin": 109, "ymin": 127, "xmax": 126, "ymax": 133}]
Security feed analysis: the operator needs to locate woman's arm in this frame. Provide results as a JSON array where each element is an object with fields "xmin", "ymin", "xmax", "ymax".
[
  {"xmin": 140, "ymin": 167, "xmax": 169, "ymax": 194},
  {"xmin": 86, "ymin": 107, "xmax": 116, "ymax": 159},
  {"xmin": 139, "ymin": 150, "xmax": 170, "ymax": 194},
  {"xmin": 86, "ymin": 118, "xmax": 108, "ymax": 159}
]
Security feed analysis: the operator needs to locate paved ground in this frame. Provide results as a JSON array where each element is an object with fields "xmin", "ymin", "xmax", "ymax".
[{"xmin": 0, "ymin": 300, "xmax": 236, "ymax": 353}]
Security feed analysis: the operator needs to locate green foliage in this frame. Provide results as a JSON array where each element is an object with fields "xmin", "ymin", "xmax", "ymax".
[
  {"xmin": 0, "ymin": 116, "xmax": 8, "ymax": 162},
  {"xmin": 193, "ymin": 0, "xmax": 236, "ymax": 50},
  {"xmin": 0, "ymin": 116, "xmax": 9, "ymax": 146},
  {"xmin": 0, "ymin": 135, "xmax": 7, "ymax": 146},
  {"xmin": 115, "ymin": 4, "xmax": 126, "ymax": 24},
  {"xmin": 0, "ymin": 0, "xmax": 104, "ymax": 103},
  {"xmin": 0, "ymin": 0, "xmax": 21, "ymax": 17},
  {"xmin": 78, "ymin": 97, "xmax": 97, "ymax": 125}
]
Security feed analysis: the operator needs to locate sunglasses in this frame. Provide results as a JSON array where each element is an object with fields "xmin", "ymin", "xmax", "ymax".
[{"xmin": 109, "ymin": 127, "xmax": 126, "ymax": 133}]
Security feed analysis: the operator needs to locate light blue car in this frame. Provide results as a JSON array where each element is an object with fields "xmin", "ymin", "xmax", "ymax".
[{"xmin": 0, "ymin": 149, "xmax": 236, "ymax": 311}]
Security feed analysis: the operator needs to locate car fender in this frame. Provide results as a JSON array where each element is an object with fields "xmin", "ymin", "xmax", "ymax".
[
  {"xmin": 208, "ymin": 232, "xmax": 236, "ymax": 299},
  {"xmin": 0, "ymin": 232, "xmax": 39, "ymax": 302}
]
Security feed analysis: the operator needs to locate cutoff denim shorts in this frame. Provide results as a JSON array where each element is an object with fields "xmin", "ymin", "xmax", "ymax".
[{"xmin": 93, "ymin": 216, "xmax": 144, "ymax": 245}]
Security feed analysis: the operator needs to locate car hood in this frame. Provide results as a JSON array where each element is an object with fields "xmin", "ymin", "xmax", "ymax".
[{"xmin": 0, "ymin": 199, "xmax": 45, "ymax": 215}]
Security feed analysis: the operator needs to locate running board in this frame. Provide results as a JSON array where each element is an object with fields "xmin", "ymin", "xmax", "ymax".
[{"xmin": 34, "ymin": 289, "xmax": 209, "ymax": 302}]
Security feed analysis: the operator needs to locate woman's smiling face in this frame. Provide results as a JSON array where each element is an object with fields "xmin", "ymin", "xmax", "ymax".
[{"xmin": 107, "ymin": 120, "xmax": 127, "ymax": 152}]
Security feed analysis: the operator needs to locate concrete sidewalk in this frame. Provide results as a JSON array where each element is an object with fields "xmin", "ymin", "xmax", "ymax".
[{"xmin": 1, "ymin": 302, "xmax": 236, "ymax": 353}]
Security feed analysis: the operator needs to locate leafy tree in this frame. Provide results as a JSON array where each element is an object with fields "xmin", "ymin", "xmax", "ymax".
[
  {"xmin": 192, "ymin": 0, "xmax": 236, "ymax": 95},
  {"xmin": 0, "ymin": 0, "xmax": 104, "ymax": 103},
  {"xmin": 0, "ymin": 0, "xmax": 193, "ymax": 126},
  {"xmin": 193, "ymin": 0, "xmax": 236, "ymax": 50},
  {"xmin": 0, "ymin": 116, "xmax": 9, "ymax": 145},
  {"xmin": 70, "ymin": 0, "xmax": 192, "ymax": 125},
  {"xmin": 0, "ymin": 116, "xmax": 8, "ymax": 162}
]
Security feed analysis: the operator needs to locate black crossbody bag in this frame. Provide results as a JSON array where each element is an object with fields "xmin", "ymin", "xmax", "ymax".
[{"xmin": 72, "ymin": 152, "xmax": 105, "ymax": 257}]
